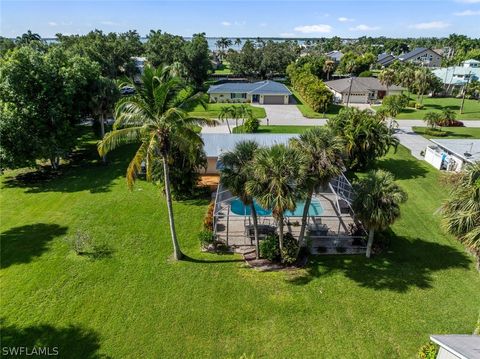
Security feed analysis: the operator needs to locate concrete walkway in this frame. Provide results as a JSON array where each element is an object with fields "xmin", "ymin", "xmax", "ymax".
[{"xmin": 395, "ymin": 127, "xmax": 433, "ymax": 160}]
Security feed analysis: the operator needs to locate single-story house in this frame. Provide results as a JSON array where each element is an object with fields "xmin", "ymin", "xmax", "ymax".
[
  {"xmin": 325, "ymin": 77, "xmax": 404, "ymax": 104},
  {"xmin": 377, "ymin": 53, "xmax": 396, "ymax": 67},
  {"xmin": 207, "ymin": 80, "xmax": 292, "ymax": 104},
  {"xmin": 398, "ymin": 47, "xmax": 443, "ymax": 67},
  {"xmin": 430, "ymin": 335, "xmax": 480, "ymax": 359},
  {"xmin": 432, "ymin": 59, "xmax": 480, "ymax": 95},
  {"xmin": 326, "ymin": 50, "xmax": 343, "ymax": 63},
  {"xmin": 201, "ymin": 133, "xmax": 297, "ymax": 174},
  {"xmin": 424, "ymin": 139, "xmax": 480, "ymax": 172}
]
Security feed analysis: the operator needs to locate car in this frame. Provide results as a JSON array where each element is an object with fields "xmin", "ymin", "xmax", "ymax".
[{"xmin": 120, "ymin": 86, "xmax": 135, "ymax": 95}]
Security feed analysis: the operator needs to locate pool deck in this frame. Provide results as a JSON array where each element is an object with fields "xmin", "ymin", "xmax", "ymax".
[{"xmin": 214, "ymin": 192, "xmax": 356, "ymax": 249}]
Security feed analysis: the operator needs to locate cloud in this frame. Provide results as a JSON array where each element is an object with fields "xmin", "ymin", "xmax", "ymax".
[
  {"xmin": 338, "ymin": 17, "xmax": 354, "ymax": 22},
  {"xmin": 221, "ymin": 21, "xmax": 231, "ymax": 26},
  {"xmin": 349, "ymin": 24, "xmax": 380, "ymax": 31},
  {"xmin": 293, "ymin": 24, "xmax": 332, "ymax": 33},
  {"xmin": 100, "ymin": 20, "xmax": 118, "ymax": 26},
  {"xmin": 453, "ymin": 9, "xmax": 480, "ymax": 16},
  {"xmin": 48, "ymin": 22, "xmax": 58, "ymax": 26},
  {"xmin": 279, "ymin": 32, "xmax": 296, "ymax": 37},
  {"xmin": 408, "ymin": 21, "xmax": 449, "ymax": 29}
]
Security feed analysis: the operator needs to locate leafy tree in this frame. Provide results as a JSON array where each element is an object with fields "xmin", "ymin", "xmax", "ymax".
[
  {"xmin": 441, "ymin": 162, "xmax": 480, "ymax": 260},
  {"xmin": 228, "ymin": 40, "xmax": 260, "ymax": 77},
  {"xmin": 246, "ymin": 144, "xmax": 304, "ymax": 261},
  {"xmin": 381, "ymin": 94, "xmax": 408, "ymax": 120},
  {"xmin": 327, "ymin": 108, "xmax": 399, "ymax": 170},
  {"xmin": 290, "ymin": 127, "xmax": 345, "ymax": 247},
  {"xmin": 0, "ymin": 45, "xmax": 100, "ymax": 169},
  {"xmin": 352, "ymin": 170, "xmax": 407, "ymax": 258},
  {"xmin": 15, "ymin": 30, "xmax": 42, "ymax": 45},
  {"xmin": 220, "ymin": 141, "xmax": 261, "ymax": 258},
  {"xmin": 184, "ymin": 33, "xmax": 212, "ymax": 88},
  {"xmin": 0, "ymin": 37, "xmax": 16, "ymax": 56},
  {"xmin": 259, "ymin": 40, "xmax": 299, "ymax": 78},
  {"xmin": 378, "ymin": 68, "xmax": 397, "ymax": 92},
  {"xmin": 98, "ymin": 65, "xmax": 217, "ymax": 260},
  {"xmin": 144, "ymin": 30, "xmax": 186, "ymax": 68}
]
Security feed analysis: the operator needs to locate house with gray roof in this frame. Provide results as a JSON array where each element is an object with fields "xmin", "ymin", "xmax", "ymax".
[
  {"xmin": 430, "ymin": 335, "xmax": 480, "ymax": 359},
  {"xmin": 398, "ymin": 47, "xmax": 443, "ymax": 67},
  {"xmin": 326, "ymin": 50, "xmax": 343, "ymax": 63},
  {"xmin": 207, "ymin": 80, "xmax": 292, "ymax": 104},
  {"xmin": 325, "ymin": 77, "xmax": 404, "ymax": 104},
  {"xmin": 377, "ymin": 53, "xmax": 396, "ymax": 67}
]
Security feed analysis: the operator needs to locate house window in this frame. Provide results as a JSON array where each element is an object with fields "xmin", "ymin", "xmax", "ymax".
[{"xmin": 231, "ymin": 93, "xmax": 247, "ymax": 99}]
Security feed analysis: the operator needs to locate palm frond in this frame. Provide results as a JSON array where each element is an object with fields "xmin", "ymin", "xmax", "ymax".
[
  {"xmin": 98, "ymin": 127, "xmax": 145, "ymax": 156},
  {"xmin": 126, "ymin": 141, "xmax": 149, "ymax": 190}
]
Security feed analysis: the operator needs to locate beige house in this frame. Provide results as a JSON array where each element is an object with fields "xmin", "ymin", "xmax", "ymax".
[
  {"xmin": 325, "ymin": 77, "xmax": 404, "ymax": 104},
  {"xmin": 207, "ymin": 80, "xmax": 291, "ymax": 104}
]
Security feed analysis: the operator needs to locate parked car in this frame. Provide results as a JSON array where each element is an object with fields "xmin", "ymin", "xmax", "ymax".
[{"xmin": 120, "ymin": 86, "xmax": 135, "ymax": 95}]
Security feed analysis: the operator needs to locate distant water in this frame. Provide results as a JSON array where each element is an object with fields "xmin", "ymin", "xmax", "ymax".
[{"xmin": 43, "ymin": 37, "xmax": 316, "ymax": 50}]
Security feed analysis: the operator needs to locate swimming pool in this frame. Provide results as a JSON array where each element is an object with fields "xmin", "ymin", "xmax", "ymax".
[{"xmin": 230, "ymin": 198, "xmax": 324, "ymax": 217}]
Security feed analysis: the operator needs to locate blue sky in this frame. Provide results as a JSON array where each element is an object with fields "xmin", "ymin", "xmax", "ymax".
[{"xmin": 1, "ymin": 0, "xmax": 479, "ymax": 38}]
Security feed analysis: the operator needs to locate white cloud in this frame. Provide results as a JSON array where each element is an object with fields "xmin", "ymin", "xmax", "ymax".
[
  {"xmin": 48, "ymin": 22, "xmax": 58, "ymax": 26},
  {"xmin": 338, "ymin": 17, "xmax": 354, "ymax": 22},
  {"xmin": 349, "ymin": 24, "xmax": 380, "ymax": 31},
  {"xmin": 279, "ymin": 32, "xmax": 296, "ymax": 37},
  {"xmin": 408, "ymin": 21, "xmax": 449, "ymax": 29},
  {"xmin": 221, "ymin": 21, "xmax": 231, "ymax": 26},
  {"xmin": 453, "ymin": 9, "xmax": 480, "ymax": 15},
  {"xmin": 293, "ymin": 24, "xmax": 332, "ymax": 33}
]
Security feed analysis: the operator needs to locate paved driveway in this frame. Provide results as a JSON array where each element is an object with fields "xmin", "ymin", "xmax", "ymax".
[
  {"xmin": 253, "ymin": 104, "xmax": 327, "ymax": 126},
  {"xmin": 395, "ymin": 127, "xmax": 433, "ymax": 160}
]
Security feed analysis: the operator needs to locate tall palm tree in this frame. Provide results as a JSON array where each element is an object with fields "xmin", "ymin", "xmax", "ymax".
[
  {"xmin": 234, "ymin": 38, "xmax": 242, "ymax": 47},
  {"xmin": 352, "ymin": 170, "xmax": 407, "ymax": 258},
  {"xmin": 218, "ymin": 106, "xmax": 233, "ymax": 133},
  {"xmin": 290, "ymin": 127, "xmax": 345, "ymax": 247},
  {"xmin": 246, "ymin": 144, "xmax": 304, "ymax": 258},
  {"xmin": 219, "ymin": 141, "xmax": 260, "ymax": 258},
  {"xmin": 98, "ymin": 64, "xmax": 217, "ymax": 260},
  {"xmin": 323, "ymin": 60, "xmax": 335, "ymax": 81},
  {"xmin": 378, "ymin": 68, "xmax": 396, "ymax": 94},
  {"xmin": 414, "ymin": 67, "xmax": 430, "ymax": 104},
  {"xmin": 236, "ymin": 104, "xmax": 253, "ymax": 128},
  {"xmin": 441, "ymin": 162, "xmax": 480, "ymax": 258}
]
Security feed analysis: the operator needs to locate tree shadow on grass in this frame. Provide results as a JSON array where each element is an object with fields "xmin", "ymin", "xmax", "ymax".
[
  {"xmin": 182, "ymin": 254, "xmax": 243, "ymax": 264},
  {"xmin": 0, "ymin": 319, "xmax": 108, "ymax": 359},
  {"xmin": 2, "ymin": 143, "xmax": 134, "ymax": 194},
  {"xmin": 1, "ymin": 224, "xmax": 68, "ymax": 269},
  {"xmin": 375, "ymin": 157, "xmax": 429, "ymax": 180},
  {"xmin": 286, "ymin": 233, "xmax": 471, "ymax": 292}
]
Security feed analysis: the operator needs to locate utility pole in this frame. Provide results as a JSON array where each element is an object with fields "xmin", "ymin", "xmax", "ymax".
[
  {"xmin": 460, "ymin": 71, "xmax": 472, "ymax": 115},
  {"xmin": 346, "ymin": 76, "xmax": 354, "ymax": 107}
]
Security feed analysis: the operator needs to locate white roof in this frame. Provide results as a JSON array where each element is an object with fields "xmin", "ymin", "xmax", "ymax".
[
  {"xmin": 430, "ymin": 335, "xmax": 480, "ymax": 359},
  {"xmin": 201, "ymin": 133, "xmax": 298, "ymax": 157},
  {"xmin": 431, "ymin": 139, "xmax": 480, "ymax": 163}
]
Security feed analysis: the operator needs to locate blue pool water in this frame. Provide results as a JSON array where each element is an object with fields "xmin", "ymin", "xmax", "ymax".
[{"xmin": 230, "ymin": 198, "xmax": 324, "ymax": 217}]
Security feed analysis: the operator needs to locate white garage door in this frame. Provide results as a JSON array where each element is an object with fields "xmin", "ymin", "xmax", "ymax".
[
  {"xmin": 263, "ymin": 95, "xmax": 285, "ymax": 104},
  {"xmin": 344, "ymin": 94, "xmax": 367, "ymax": 104}
]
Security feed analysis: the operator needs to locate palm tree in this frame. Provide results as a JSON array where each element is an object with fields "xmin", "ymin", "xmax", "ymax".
[
  {"xmin": 290, "ymin": 127, "xmax": 345, "ymax": 247},
  {"xmin": 246, "ymin": 144, "xmax": 304, "ymax": 258},
  {"xmin": 234, "ymin": 38, "xmax": 242, "ymax": 47},
  {"xmin": 323, "ymin": 60, "xmax": 335, "ymax": 81},
  {"xmin": 352, "ymin": 170, "xmax": 407, "ymax": 258},
  {"xmin": 423, "ymin": 111, "xmax": 441, "ymax": 129},
  {"xmin": 441, "ymin": 162, "xmax": 480, "ymax": 258},
  {"xmin": 236, "ymin": 104, "xmax": 253, "ymax": 128},
  {"xmin": 414, "ymin": 67, "xmax": 430, "ymax": 104},
  {"xmin": 218, "ymin": 106, "xmax": 233, "ymax": 133},
  {"xmin": 219, "ymin": 141, "xmax": 260, "ymax": 258},
  {"xmin": 98, "ymin": 64, "xmax": 217, "ymax": 260},
  {"xmin": 378, "ymin": 68, "xmax": 396, "ymax": 94}
]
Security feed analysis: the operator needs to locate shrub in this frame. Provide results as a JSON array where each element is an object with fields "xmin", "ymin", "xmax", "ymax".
[
  {"xmin": 198, "ymin": 229, "xmax": 214, "ymax": 247},
  {"xmin": 425, "ymin": 128, "xmax": 448, "ymax": 137},
  {"xmin": 281, "ymin": 232, "xmax": 299, "ymax": 265},
  {"xmin": 408, "ymin": 100, "xmax": 417, "ymax": 108},
  {"xmin": 417, "ymin": 342, "xmax": 438, "ymax": 359},
  {"xmin": 415, "ymin": 103, "xmax": 424, "ymax": 110},
  {"xmin": 203, "ymin": 201, "xmax": 215, "ymax": 231},
  {"xmin": 259, "ymin": 234, "xmax": 280, "ymax": 261},
  {"xmin": 244, "ymin": 117, "xmax": 260, "ymax": 133},
  {"xmin": 358, "ymin": 70, "xmax": 373, "ymax": 77}
]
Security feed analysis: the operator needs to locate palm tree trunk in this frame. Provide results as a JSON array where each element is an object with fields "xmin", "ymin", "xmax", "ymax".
[
  {"xmin": 278, "ymin": 214, "xmax": 284, "ymax": 257},
  {"xmin": 250, "ymin": 203, "xmax": 260, "ymax": 259},
  {"xmin": 226, "ymin": 118, "xmax": 232, "ymax": 134},
  {"xmin": 298, "ymin": 188, "xmax": 313, "ymax": 247},
  {"xmin": 162, "ymin": 156, "xmax": 183, "ymax": 260},
  {"xmin": 366, "ymin": 228, "xmax": 375, "ymax": 258},
  {"xmin": 100, "ymin": 113, "xmax": 106, "ymax": 163}
]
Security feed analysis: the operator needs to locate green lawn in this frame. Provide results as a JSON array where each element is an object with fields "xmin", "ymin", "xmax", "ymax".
[
  {"xmin": 213, "ymin": 61, "xmax": 233, "ymax": 75},
  {"xmin": 1, "ymin": 133, "xmax": 479, "ymax": 358},
  {"xmin": 188, "ymin": 102, "xmax": 266, "ymax": 119},
  {"xmin": 377, "ymin": 96, "xmax": 480, "ymax": 120},
  {"xmin": 289, "ymin": 87, "xmax": 343, "ymax": 119},
  {"xmin": 412, "ymin": 126, "xmax": 480, "ymax": 139},
  {"xmin": 233, "ymin": 125, "xmax": 317, "ymax": 134}
]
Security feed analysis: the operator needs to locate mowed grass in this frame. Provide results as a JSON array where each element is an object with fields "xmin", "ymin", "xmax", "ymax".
[
  {"xmin": 233, "ymin": 125, "xmax": 317, "ymax": 133},
  {"xmin": 386, "ymin": 96, "xmax": 480, "ymax": 120},
  {"xmin": 1, "ymin": 134, "xmax": 479, "ymax": 358},
  {"xmin": 412, "ymin": 126, "xmax": 480, "ymax": 139},
  {"xmin": 289, "ymin": 87, "xmax": 343, "ymax": 119},
  {"xmin": 213, "ymin": 61, "xmax": 233, "ymax": 75},
  {"xmin": 189, "ymin": 102, "xmax": 266, "ymax": 119}
]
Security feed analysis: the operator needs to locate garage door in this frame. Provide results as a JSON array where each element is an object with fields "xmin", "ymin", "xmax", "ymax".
[
  {"xmin": 345, "ymin": 94, "xmax": 367, "ymax": 104},
  {"xmin": 263, "ymin": 95, "xmax": 285, "ymax": 104}
]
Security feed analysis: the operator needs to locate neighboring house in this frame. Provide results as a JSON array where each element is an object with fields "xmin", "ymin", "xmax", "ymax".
[
  {"xmin": 424, "ymin": 139, "xmax": 480, "ymax": 172},
  {"xmin": 377, "ymin": 53, "xmax": 396, "ymax": 67},
  {"xmin": 430, "ymin": 335, "xmax": 480, "ymax": 359},
  {"xmin": 325, "ymin": 77, "xmax": 404, "ymax": 104},
  {"xmin": 207, "ymin": 80, "xmax": 292, "ymax": 104},
  {"xmin": 201, "ymin": 133, "xmax": 297, "ymax": 174},
  {"xmin": 326, "ymin": 50, "xmax": 343, "ymax": 63},
  {"xmin": 432, "ymin": 59, "xmax": 480, "ymax": 95},
  {"xmin": 398, "ymin": 47, "xmax": 443, "ymax": 67}
]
